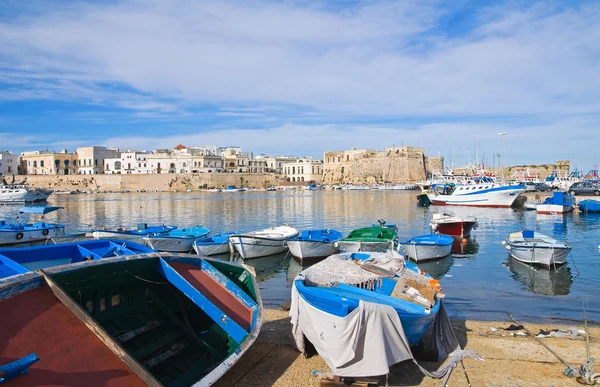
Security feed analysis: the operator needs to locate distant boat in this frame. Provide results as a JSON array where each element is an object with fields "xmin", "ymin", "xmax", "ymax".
[
  {"xmin": 0, "ymin": 206, "xmax": 66, "ymax": 246},
  {"xmin": 286, "ymin": 229, "xmax": 343, "ymax": 261},
  {"xmin": 0, "ymin": 180, "xmax": 51, "ymax": 203},
  {"xmin": 193, "ymin": 232, "xmax": 237, "ymax": 256},
  {"xmin": 337, "ymin": 225, "xmax": 397, "ymax": 253},
  {"xmin": 223, "ymin": 185, "xmax": 245, "ymax": 192},
  {"xmin": 91, "ymin": 223, "xmax": 176, "ymax": 241},
  {"xmin": 430, "ymin": 213, "xmax": 478, "ymax": 238},
  {"xmin": 535, "ymin": 192, "xmax": 576, "ymax": 214},
  {"xmin": 503, "ymin": 230, "xmax": 571, "ymax": 268},
  {"xmin": 0, "ymin": 239, "xmax": 153, "ymax": 279},
  {"xmin": 578, "ymin": 199, "xmax": 600, "ymax": 213},
  {"xmin": 229, "ymin": 225, "xmax": 299, "ymax": 259},
  {"xmin": 0, "ymin": 253, "xmax": 263, "ymax": 386},
  {"xmin": 399, "ymin": 234, "xmax": 454, "ymax": 262},
  {"xmin": 143, "ymin": 226, "xmax": 211, "ymax": 253}
]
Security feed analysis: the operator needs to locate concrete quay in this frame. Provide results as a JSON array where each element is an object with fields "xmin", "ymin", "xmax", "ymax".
[{"xmin": 216, "ymin": 308, "xmax": 599, "ymax": 387}]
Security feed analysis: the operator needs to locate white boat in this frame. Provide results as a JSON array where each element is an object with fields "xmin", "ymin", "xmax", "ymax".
[
  {"xmin": 399, "ymin": 234, "xmax": 454, "ymax": 262},
  {"xmin": 229, "ymin": 225, "xmax": 299, "ymax": 259},
  {"xmin": 0, "ymin": 206, "xmax": 66, "ymax": 245},
  {"xmin": 0, "ymin": 182, "xmax": 51, "ymax": 203},
  {"xmin": 91, "ymin": 224, "xmax": 176, "ymax": 241},
  {"xmin": 535, "ymin": 192, "xmax": 576, "ymax": 214},
  {"xmin": 143, "ymin": 226, "xmax": 210, "ymax": 252},
  {"xmin": 286, "ymin": 229, "xmax": 343, "ymax": 261},
  {"xmin": 426, "ymin": 179, "xmax": 524, "ymax": 208},
  {"xmin": 544, "ymin": 171, "xmax": 582, "ymax": 191},
  {"xmin": 502, "ymin": 230, "xmax": 570, "ymax": 268},
  {"xmin": 193, "ymin": 232, "xmax": 236, "ymax": 256}
]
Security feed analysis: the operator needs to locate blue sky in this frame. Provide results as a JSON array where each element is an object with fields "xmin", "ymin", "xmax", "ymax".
[{"xmin": 1, "ymin": 0, "xmax": 599, "ymax": 171}]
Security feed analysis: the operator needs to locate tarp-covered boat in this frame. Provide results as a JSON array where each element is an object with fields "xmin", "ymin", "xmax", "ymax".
[
  {"xmin": 193, "ymin": 232, "xmax": 237, "ymax": 256},
  {"xmin": 286, "ymin": 229, "xmax": 343, "ymax": 261},
  {"xmin": 144, "ymin": 226, "xmax": 211, "ymax": 253},
  {"xmin": 0, "ymin": 239, "xmax": 154, "ymax": 279},
  {"xmin": 0, "ymin": 253, "xmax": 262, "ymax": 386},
  {"xmin": 337, "ymin": 225, "xmax": 397, "ymax": 253},
  {"xmin": 0, "ymin": 206, "xmax": 66, "ymax": 246}
]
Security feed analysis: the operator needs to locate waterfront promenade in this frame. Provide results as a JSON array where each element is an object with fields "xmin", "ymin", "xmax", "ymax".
[{"xmin": 217, "ymin": 308, "xmax": 598, "ymax": 386}]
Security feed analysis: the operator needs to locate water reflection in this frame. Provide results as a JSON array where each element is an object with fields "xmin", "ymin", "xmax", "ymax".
[
  {"xmin": 451, "ymin": 237, "xmax": 480, "ymax": 257},
  {"xmin": 416, "ymin": 254, "xmax": 454, "ymax": 279},
  {"xmin": 505, "ymin": 257, "xmax": 574, "ymax": 296}
]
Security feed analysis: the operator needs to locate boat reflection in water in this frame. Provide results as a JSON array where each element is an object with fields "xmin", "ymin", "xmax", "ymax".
[
  {"xmin": 416, "ymin": 253, "xmax": 454, "ymax": 279},
  {"xmin": 451, "ymin": 236, "xmax": 480, "ymax": 257},
  {"xmin": 505, "ymin": 257, "xmax": 574, "ymax": 296},
  {"xmin": 287, "ymin": 255, "xmax": 323, "ymax": 284}
]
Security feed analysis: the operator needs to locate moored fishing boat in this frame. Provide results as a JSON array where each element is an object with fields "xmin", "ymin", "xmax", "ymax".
[
  {"xmin": 193, "ymin": 232, "xmax": 237, "ymax": 256},
  {"xmin": 290, "ymin": 250, "xmax": 476, "ymax": 379},
  {"xmin": 91, "ymin": 224, "xmax": 176, "ymax": 241},
  {"xmin": 426, "ymin": 179, "xmax": 524, "ymax": 208},
  {"xmin": 535, "ymin": 192, "xmax": 576, "ymax": 214},
  {"xmin": 429, "ymin": 213, "xmax": 478, "ymax": 238},
  {"xmin": 229, "ymin": 225, "xmax": 299, "ymax": 259},
  {"xmin": 337, "ymin": 225, "xmax": 397, "ymax": 253},
  {"xmin": 143, "ymin": 225, "xmax": 210, "ymax": 253},
  {"xmin": 399, "ymin": 234, "xmax": 454, "ymax": 262},
  {"xmin": 0, "ymin": 239, "xmax": 153, "ymax": 279},
  {"xmin": 0, "ymin": 179, "xmax": 51, "ymax": 204},
  {"xmin": 0, "ymin": 253, "xmax": 263, "ymax": 386},
  {"xmin": 0, "ymin": 206, "xmax": 66, "ymax": 246},
  {"xmin": 286, "ymin": 229, "xmax": 343, "ymax": 261},
  {"xmin": 502, "ymin": 230, "xmax": 571, "ymax": 268},
  {"xmin": 578, "ymin": 199, "xmax": 600, "ymax": 213}
]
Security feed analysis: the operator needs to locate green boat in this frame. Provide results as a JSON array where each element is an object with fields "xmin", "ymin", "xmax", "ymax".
[
  {"xmin": 337, "ymin": 225, "xmax": 398, "ymax": 253},
  {"xmin": 417, "ymin": 191, "xmax": 431, "ymax": 206}
]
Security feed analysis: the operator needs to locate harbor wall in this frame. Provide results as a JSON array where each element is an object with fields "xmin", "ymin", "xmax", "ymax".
[{"xmin": 13, "ymin": 173, "xmax": 280, "ymax": 191}]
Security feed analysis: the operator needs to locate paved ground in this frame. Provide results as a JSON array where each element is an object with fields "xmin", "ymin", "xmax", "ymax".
[{"xmin": 215, "ymin": 308, "xmax": 599, "ymax": 387}]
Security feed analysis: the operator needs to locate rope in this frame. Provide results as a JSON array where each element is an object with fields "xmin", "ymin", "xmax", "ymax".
[{"xmin": 569, "ymin": 250, "xmax": 581, "ymax": 276}]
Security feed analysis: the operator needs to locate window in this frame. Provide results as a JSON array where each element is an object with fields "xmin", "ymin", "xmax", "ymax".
[
  {"xmin": 40, "ymin": 160, "xmax": 44, "ymax": 167},
  {"xmin": 33, "ymin": 161, "xmax": 37, "ymax": 167}
]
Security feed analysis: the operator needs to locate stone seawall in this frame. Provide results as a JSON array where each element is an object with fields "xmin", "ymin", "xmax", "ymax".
[{"xmin": 15, "ymin": 173, "xmax": 280, "ymax": 191}]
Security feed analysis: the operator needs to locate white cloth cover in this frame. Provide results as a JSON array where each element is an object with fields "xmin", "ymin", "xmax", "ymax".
[{"xmin": 290, "ymin": 283, "xmax": 412, "ymax": 377}]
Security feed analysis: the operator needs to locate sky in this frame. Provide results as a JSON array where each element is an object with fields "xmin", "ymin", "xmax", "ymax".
[{"xmin": 1, "ymin": 0, "xmax": 599, "ymax": 171}]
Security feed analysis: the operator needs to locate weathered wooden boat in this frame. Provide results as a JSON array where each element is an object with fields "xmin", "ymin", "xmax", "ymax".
[
  {"xmin": 229, "ymin": 225, "xmax": 299, "ymax": 259},
  {"xmin": 578, "ymin": 199, "xmax": 600, "ymax": 213},
  {"xmin": 91, "ymin": 224, "xmax": 177, "ymax": 241},
  {"xmin": 502, "ymin": 230, "xmax": 571, "ymax": 268},
  {"xmin": 290, "ymin": 250, "xmax": 444, "ymax": 377},
  {"xmin": 337, "ymin": 225, "xmax": 397, "ymax": 253},
  {"xmin": 399, "ymin": 234, "xmax": 454, "ymax": 262},
  {"xmin": 0, "ymin": 253, "xmax": 263, "ymax": 386},
  {"xmin": 536, "ymin": 192, "xmax": 575, "ymax": 214},
  {"xmin": 286, "ymin": 229, "xmax": 343, "ymax": 261},
  {"xmin": 0, "ymin": 206, "xmax": 66, "ymax": 246},
  {"xmin": 430, "ymin": 213, "xmax": 478, "ymax": 238},
  {"xmin": 144, "ymin": 226, "xmax": 211, "ymax": 253},
  {"xmin": 0, "ymin": 239, "xmax": 154, "ymax": 279},
  {"xmin": 193, "ymin": 232, "xmax": 237, "ymax": 256}
]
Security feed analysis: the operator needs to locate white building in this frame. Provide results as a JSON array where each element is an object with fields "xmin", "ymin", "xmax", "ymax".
[
  {"xmin": 283, "ymin": 157, "xmax": 323, "ymax": 183},
  {"xmin": 0, "ymin": 151, "xmax": 19, "ymax": 176},
  {"xmin": 104, "ymin": 151, "xmax": 150, "ymax": 174},
  {"xmin": 75, "ymin": 146, "xmax": 120, "ymax": 174}
]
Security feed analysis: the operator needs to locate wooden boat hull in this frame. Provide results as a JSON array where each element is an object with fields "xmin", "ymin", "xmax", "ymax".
[
  {"xmin": 0, "ymin": 254, "xmax": 263, "ymax": 386},
  {"xmin": 230, "ymin": 236, "xmax": 288, "ymax": 259},
  {"xmin": 0, "ymin": 225, "xmax": 65, "ymax": 246},
  {"xmin": 430, "ymin": 221, "xmax": 477, "ymax": 238},
  {"xmin": 287, "ymin": 240, "xmax": 339, "ymax": 260}
]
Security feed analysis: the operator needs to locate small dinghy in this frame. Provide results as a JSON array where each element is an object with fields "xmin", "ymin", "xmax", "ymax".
[
  {"xmin": 430, "ymin": 213, "xmax": 478, "ymax": 238},
  {"xmin": 578, "ymin": 199, "xmax": 600, "ymax": 213},
  {"xmin": 337, "ymin": 225, "xmax": 397, "ymax": 253},
  {"xmin": 229, "ymin": 225, "xmax": 299, "ymax": 259},
  {"xmin": 143, "ymin": 225, "xmax": 210, "ymax": 253},
  {"xmin": 286, "ymin": 229, "xmax": 343, "ymax": 261},
  {"xmin": 503, "ymin": 229, "xmax": 571, "ymax": 268},
  {"xmin": 0, "ymin": 239, "xmax": 154, "ymax": 279},
  {"xmin": 399, "ymin": 234, "xmax": 454, "ymax": 262},
  {"xmin": 0, "ymin": 206, "xmax": 66, "ymax": 246},
  {"xmin": 0, "ymin": 253, "xmax": 262, "ymax": 386},
  {"xmin": 536, "ymin": 192, "xmax": 576, "ymax": 214},
  {"xmin": 91, "ymin": 223, "xmax": 176, "ymax": 241},
  {"xmin": 193, "ymin": 232, "xmax": 237, "ymax": 256}
]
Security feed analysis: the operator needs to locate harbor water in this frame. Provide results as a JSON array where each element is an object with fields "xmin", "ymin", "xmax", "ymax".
[{"xmin": 2, "ymin": 189, "xmax": 599, "ymax": 323}]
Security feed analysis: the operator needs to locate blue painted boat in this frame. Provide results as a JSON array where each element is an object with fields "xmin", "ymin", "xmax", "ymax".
[
  {"xmin": 0, "ymin": 253, "xmax": 262, "ymax": 386},
  {"xmin": 399, "ymin": 234, "xmax": 454, "ymax": 262},
  {"xmin": 91, "ymin": 223, "xmax": 176, "ymax": 241},
  {"xmin": 193, "ymin": 232, "xmax": 237, "ymax": 256},
  {"xmin": 0, "ymin": 239, "xmax": 154, "ymax": 279},
  {"xmin": 286, "ymin": 229, "xmax": 343, "ymax": 260},
  {"xmin": 143, "ymin": 225, "xmax": 211, "ymax": 253},
  {"xmin": 291, "ymin": 251, "xmax": 443, "ymax": 376},
  {"xmin": 578, "ymin": 199, "xmax": 600, "ymax": 213},
  {"xmin": 0, "ymin": 206, "xmax": 66, "ymax": 246}
]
